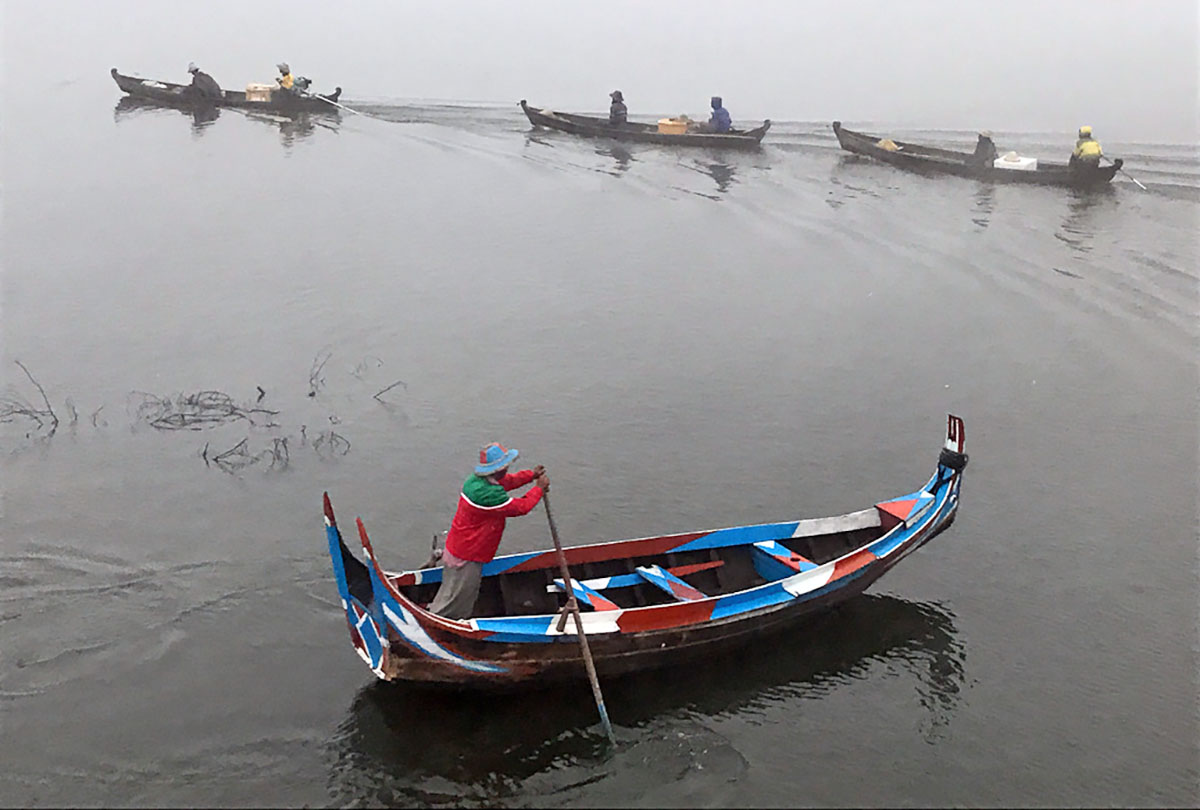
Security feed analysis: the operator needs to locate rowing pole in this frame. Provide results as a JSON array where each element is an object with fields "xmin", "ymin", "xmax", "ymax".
[
  {"xmin": 301, "ymin": 89, "xmax": 390, "ymax": 122},
  {"xmin": 1104, "ymin": 156, "xmax": 1147, "ymax": 191},
  {"xmin": 542, "ymin": 491, "xmax": 617, "ymax": 747}
]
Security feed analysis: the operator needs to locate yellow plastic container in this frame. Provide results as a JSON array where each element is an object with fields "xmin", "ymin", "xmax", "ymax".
[
  {"xmin": 245, "ymin": 83, "xmax": 274, "ymax": 103},
  {"xmin": 657, "ymin": 118, "xmax": 689, "ymax": 135}
]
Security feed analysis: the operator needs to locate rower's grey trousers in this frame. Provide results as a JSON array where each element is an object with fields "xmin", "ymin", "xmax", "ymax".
[{"xmin": 427, "ymin": 559, "xmax": 483, "ymax": 619}]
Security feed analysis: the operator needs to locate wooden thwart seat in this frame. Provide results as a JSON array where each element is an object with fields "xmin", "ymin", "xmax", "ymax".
[
  {"xmin": 547, "ymin": 559, "xmax": 724, "ymax": 607},
  {"xmin": 751, "ymin": 540, "xmax": 818, "ymax": 581},
  {"xmin": 634, "ymin": 564, "xmax": 707, "ymax": 601},
  {"xmin": 552, "ymin": 577, "xmax": 621, "ymax": 611}
]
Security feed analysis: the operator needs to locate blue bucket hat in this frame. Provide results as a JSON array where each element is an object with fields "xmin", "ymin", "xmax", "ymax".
[{"xmin": 475, "ymin": 442, "xmax": 519, "ymax": 475}]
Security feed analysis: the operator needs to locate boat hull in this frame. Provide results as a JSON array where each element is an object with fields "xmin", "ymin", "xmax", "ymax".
[
  {"xmin": 325, "ymin": 415, "xmax": 968, "ymax": 688},
  {"xmin": 832, "ymin": 121, "xmax": 1120, "ymax": 188},
  {"xmin": 111, "ymin": 67, "xmax": 341, "ymax": 113},
  {"xmin": 520, "ymin": 99, "xmax": 770, "ymax": 148},
  {"xmin": 384, "ymin": 520, "xmax": 952, "ymax": 687}
]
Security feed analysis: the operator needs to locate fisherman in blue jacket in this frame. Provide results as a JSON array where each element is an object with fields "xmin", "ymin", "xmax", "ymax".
[{"xmin": 707, "ymin": 96, "xmax": 732, "ymax": 133}]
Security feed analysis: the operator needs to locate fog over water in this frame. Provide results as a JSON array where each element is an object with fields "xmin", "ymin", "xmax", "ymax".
[
  {"xmin": 2, "ymin": 1, "xmax": 1198, "ymax": 808},
  {"xmin": 5, "ymin": 0, "xmax": 1199, "ymax": 140}
]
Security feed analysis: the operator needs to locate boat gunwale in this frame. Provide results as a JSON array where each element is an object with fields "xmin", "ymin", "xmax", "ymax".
[
  {"xmin": 111, "ymin": 67, "xmax": 342, "ymax": 110},
  {"xmin": 353, "ymin": 464, "xmax": 960, "ymax": 642},
  {"xmin": 520, "ymin": 99, "xmax": 771, "ymax": 145},
  {"xmin": 831, "ymin": 120, "xmax": 1121, "ymax": 182}
]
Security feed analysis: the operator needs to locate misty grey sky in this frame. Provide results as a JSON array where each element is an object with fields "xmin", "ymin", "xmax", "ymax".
[{"xmin": 4, "ymin": 0, "xmax": 1198, "ymax": 141}]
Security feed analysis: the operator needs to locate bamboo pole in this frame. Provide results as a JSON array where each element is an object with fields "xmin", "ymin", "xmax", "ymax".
[{"xmin": 542, "ymin": 491, "xmax": 617, "ymax": 747}]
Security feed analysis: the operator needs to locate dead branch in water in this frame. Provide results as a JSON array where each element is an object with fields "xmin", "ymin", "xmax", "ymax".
[
  {"xmin": 131, "ymin": 390, "xmax": 279, "ymax": 431},
  {"xmin": 373, "ymin": 379, "xmax": 408, "ymax": 401},
  {"xmin": 207, "ymin": 435, "xmax": 292, "ymax": 475},
  {"xmin": 267, "ymin": 437, "xmax": 289, "ymax": 470},
  {"xmin": 211, "ymin": 438, "xmax": 254, "ymax": 473},
  {"xmin": 0, "ymin": 361, "xmax": 60, "ymax": 437},
  {"xmin": 313, "ymin": 429, "xmax": 351, "ymax": 458},
  {"xmin": 352, "ymin": 355, "xmax": 384, "ymax": 380},
  {"xmin": 308, "ymin": 348, "xmax": 332, "ymax": 397}
]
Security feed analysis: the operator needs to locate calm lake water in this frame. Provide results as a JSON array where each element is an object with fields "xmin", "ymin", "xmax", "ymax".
[{"xmin": 2, "ymin": 74, "xmax": 1198, "ymax": 808}]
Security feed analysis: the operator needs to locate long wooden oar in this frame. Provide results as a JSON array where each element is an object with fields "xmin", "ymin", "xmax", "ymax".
[
  {"xmin": 1104, "ymin": 156, "xmax": 1147, "ymax": 191},
  {"xmin": 301, "ymin": 90, "xmax": 391, "ymax": 122},
  {"xmin": 542, "ymin": 491, "xmax": 617, "ymax": 747}
]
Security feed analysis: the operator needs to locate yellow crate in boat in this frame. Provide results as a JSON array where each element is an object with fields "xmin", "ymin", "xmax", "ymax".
[
  {"xmin": 658, "ymin": 118, "xmax": 688, "ymax": 135},
  {"xmin": 245, "ymin": 83, "xmax": 274, "ymax": 102}
]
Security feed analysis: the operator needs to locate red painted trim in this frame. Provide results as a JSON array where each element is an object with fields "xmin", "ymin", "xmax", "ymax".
[
  {"xmin": 347, "ymin": 617, "xmax": 365, "ymax": 652},
  {"xmin": 616, "ymin": 599, "xmax": 715, "ymax": 632},
  {"xmin": 505, "ymin": 531, "xmax": 710, "ymax": 573},
  {"xmin": 875, "ymin": 506, "xmax": 902, "ymax": 532},
  {"xmin": 877, "ymin": 498, "xmax": 917, "ymax": 522},
  {"xmin": 666, "ymin": 559, "xmax": 725, "ymax": 577},
  {"xmin": 831, "ymin": 548, "xmax": 876, "ymax": 580},
  {"xmin": 589, "ymin": 593, "xmax": 622, "ymax": 611},
  {"xmin": 668, "ymin": 580, "xmax": 707, "ymax": 601}
]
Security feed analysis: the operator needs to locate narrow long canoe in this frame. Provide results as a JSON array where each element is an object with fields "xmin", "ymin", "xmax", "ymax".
[
  {"xmin": 324, "ymin": 415, "xmax": 968, "ymax": 687},
  {"xmin": 832, "ymin": 121, "xmax": 1121, "ymax": 188},
  {"xmin": 111, "ymin": 67, "xmax": 341, "ymax": 113},
  {"xmin": 520, "ymin": 99, "xmax": 770, "ymax": 148}
]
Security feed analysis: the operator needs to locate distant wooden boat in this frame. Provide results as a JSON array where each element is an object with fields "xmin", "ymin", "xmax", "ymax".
[
  {"xmin": 520, "ymin": 99, "xmax": 770, "ymax": 148},
  {"xmin": 832, "ymin": 121, "xmax": 1121, "ymax": 188},
  {"xmin": 111, "ymin": 67, "xmax": 341, "ymax": 113},
  {"xmin": 324, "ymin": 414, "xmax": 968, "ymax": 687}
]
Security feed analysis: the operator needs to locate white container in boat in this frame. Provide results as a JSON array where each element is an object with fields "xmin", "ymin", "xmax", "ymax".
[
  {"xmin": 245, "ymin": 83, "xmax": 274, "ymax": 102},
  {"xmin": 993, "ymin": 152, "xmax": 1037, "ymax": 171}
]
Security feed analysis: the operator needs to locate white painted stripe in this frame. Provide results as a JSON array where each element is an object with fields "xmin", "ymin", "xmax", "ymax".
[
  {"xmin": 546, "ymin": 609, "xmax": 623, "ymax": 636},
  {"xmin": 791, "ymin": 508, "xmax": 880, "ymax": 538},
  {"xmin": 381, "ymin": 602, "xmax": 501, "ymax": 672},
  {"xmin": 459, "ymin": 492, "xmax": 515, "ymax": 511},
  {"xmin": 781, "ymin": 566, "xmax": 836, "ymax": 597}
]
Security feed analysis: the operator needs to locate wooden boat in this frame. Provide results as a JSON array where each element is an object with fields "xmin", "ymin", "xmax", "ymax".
[
  {"xmin": 324, "ymin": 414, "xmax": 968, "ymax": 687},
  {"xmin": 111, "ymin": 67, "xmax": 341, "ymax": 113},
  {"xmin": 520, "ymin": 99, "xmax": 770, "ymax": 148},
  {"xmin": 832, "ymin": 121, "xmax": 1121, "ymax": 188}
]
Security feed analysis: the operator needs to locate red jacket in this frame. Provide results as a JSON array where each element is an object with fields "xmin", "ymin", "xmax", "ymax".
[{"xmin": 443, "ymin": 469, "xmax": 544, "ymax": 563}]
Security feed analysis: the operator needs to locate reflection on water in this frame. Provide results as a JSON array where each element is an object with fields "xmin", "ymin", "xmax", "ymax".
[
  {"xmin": 595, "ymin": 143, "xmax": 634, "ymax": 175},
  {"xmin": 241, "ymin": 110, "xmax": 341, "ymax": 149},
  {"xmin": 325, "ymin": 594, "xmax": 965, "ymax": 805},
  {"xmin": 112, "ymin": 97, "xmax": 341, "ymax": 147},
  {"xmin": 972, "ymin": 182, "xmax": 995, "ymax": 229},
  {"xmin": 114, "ymin": 96, "xmax": 221, "ymax": 136},
  {"xmin": 698, "ymin": 159, "xmax": 737, "ymax": 194},
  {"xmin": 1057, "ymin": 186, "xmax": 1118, "ymax": 254}
]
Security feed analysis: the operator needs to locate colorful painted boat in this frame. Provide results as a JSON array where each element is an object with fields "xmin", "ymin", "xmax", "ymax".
[
  {"xmin": 324, "ymin": 414, "xmax": 968, "ymax": 686},
  {"xmin": 832, "ymin": 121, "xmax": 1122, "ymax": 188},
  {"xmin": 519, "ymin": 99, "xmax": 770, "ymax": 148}
]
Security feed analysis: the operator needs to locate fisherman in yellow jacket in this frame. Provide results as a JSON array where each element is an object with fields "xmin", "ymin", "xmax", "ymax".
[
  {"xmin": 276, "ymin": 62, "xmax": 295, "ymax": 93},
  {"xmin": 1070, "ymin": 125, "xmax": 1103, "ymax": 171}
]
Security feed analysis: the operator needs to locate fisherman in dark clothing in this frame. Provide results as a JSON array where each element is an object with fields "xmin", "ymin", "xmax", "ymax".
[
  {"xmin": 970, "ymin": 131, "xmax": 998, "ymax": 168},
  {"xmin": 186, "ymin": 63, "xmax": 222, "ymax": 100},
  {"xmin": 690, "ymin": 96, "xmax": 732, "ymax": 133},
  {"xmin": 707, "ymin": 96, "xmax": 732, "ymax": 133},
  {"xmin": 608, "ymin": 90, "xmax": 627, "ymax": 126}
]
